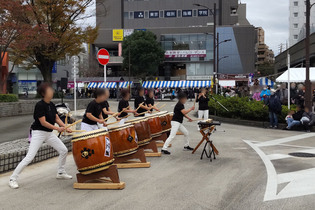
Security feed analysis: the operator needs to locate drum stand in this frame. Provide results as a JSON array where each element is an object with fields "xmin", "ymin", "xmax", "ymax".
[
  {"xmin": 114, "ymin": 148, "xmax": 151, "ymax": 168},
  {"xmin": 154, "ymin": 132, "xmax": 168, "ymax": 147},
  {"xmin": 192, "ymin": 126, "xmax": 219, "ymax": 162},
  {"xmin": 73, "ymin": 165, "xmax": 125, "ymax": 190},
  {"xmin": 142, "ymin": 140, "xmax": 161, "ymax": 157}
]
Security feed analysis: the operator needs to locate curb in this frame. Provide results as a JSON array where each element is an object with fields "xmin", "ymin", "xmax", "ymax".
[{"xmin": 0, "ymin": 137, "xmax": 72, "ymax": 174}]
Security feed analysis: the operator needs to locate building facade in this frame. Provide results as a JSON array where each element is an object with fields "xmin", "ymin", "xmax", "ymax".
[
  {"xmin": 289, "ymin": 0, "xmax": 315, "ymax": 47},
  {"xmin": 93, "ymin": 0, "xmax": 257, "ymax": 80},
  {"xmin": 255, "ymin": 27, "xmax": 274, "ymax": 67}
]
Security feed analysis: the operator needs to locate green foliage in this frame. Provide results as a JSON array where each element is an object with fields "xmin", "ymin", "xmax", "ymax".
[
  {"xmin": 208, "ymin": 95, "xmax": 296, "ymax": 123},
  {"xmin": 122, "ymin": 31, "xmax": 165, "ymax": 78},
  {"xmin": 0, "ymin": 94, "xmax": 18, "ymax": 102}
]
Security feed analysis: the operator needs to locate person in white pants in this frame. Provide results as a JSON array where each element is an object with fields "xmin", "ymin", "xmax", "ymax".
[
  {"xmin": 162, "ymin": 92, "xmax": 195, "ymax": 155},
  {"xmin": 9, "ymin": 83, "xmax": 72, "ymax": 189},
  {"xmin": 81, "ymin": 89, "xmax": 108, "ymax": 132},
  {"xmin": 196, "ymin": 88, "xmax": 210, "ymax": 129}
]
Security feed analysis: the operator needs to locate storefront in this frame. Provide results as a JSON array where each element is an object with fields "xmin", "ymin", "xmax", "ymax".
[{"xmin": 161, "ymin": 33, "xmax": 214, "ymax": 80}]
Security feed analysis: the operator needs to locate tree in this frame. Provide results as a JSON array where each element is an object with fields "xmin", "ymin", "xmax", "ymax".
[
  {"xmin": 122, "ymin": 31, "xmax": 165, "ymax": 78},
  {"xmin": 0, "ymin": 0, "xmax": 27, "ymax": 93},
  {"xmin": 257, "ymin": 63, "xmax": 275, "ymax": 77},
  {"xmin": 12, "ymin": 0, "xmax": 98, "ymax": 83}
]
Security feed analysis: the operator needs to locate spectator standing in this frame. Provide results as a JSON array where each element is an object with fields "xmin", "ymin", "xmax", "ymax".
[{"xmin": 265, "ymin": 89, "xmax": 282, "ymax": 128}]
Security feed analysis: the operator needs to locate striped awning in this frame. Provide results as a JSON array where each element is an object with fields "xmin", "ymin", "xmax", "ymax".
[
  {"xmin": 259, "ymin": 77, "xmax": 274, "ymax": 87},
  {"xmin": 119, "ymin": 81, "xmax": 132, "ymax": 88},
  {"xmin": 142, "ymin": 80, "xmax": 211, "ymax": 89},
  {"xmin": 87, "ymin": 81, "xmax": 133, "ymax": 89}
]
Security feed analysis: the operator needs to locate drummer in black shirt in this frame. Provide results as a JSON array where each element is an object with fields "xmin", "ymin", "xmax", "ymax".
[
  {"xmin": 118, "ymin": 89, "xmax": 137, "ymax": 124},
  {"xmin": 100, "ymin": 89, "xmax": 120, "ymax": 128},
  {"xmin": 161, "ymin": 92, "xmax": 195, "ymax": 155},
  {"xmin": 9, "ymin": 83, "xmax": 72, "ymax": 189},
  {"xmin": 134, "ymin": 87, "xmax": 151, "ymax": 117},
  {"xmin": 146, "ymin": 89, "xmax": 160, "ymax": 114},
  {"xmin": 81, "ymin": 89, "xmax": 107, "ymax": 132}
]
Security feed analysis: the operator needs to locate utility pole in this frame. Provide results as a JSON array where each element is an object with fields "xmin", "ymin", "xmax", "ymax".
[{"xmin": 305, "ymin": 0, "xmax": 312, "ymax": 110}]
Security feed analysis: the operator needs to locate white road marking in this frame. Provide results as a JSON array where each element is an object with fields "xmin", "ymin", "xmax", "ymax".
[
  {"xmin": 244, "ymin": 133, "xmax": 315, "ymax": 201},
  {"xmin": 255, "ymin": 133, "xmax": 315, "ymax": 147},
  {"xmin": 268, "ymin": 154, "xmax": 291, "ymax": 160}
]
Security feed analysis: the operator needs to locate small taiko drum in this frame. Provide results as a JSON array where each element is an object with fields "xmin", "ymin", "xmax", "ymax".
[
  {"xmin": 126, "ymin": 117, "xmax": 152, "ymax": 146},
  {"xmin": 108, "ymin": 123, "xmax": 139, "ymax": 157},
  {"xmin": 72, "ymin": 129, "xmax": 114, "ymax": 175},
  {"xmin": 146, "ymin": 114, "xmax": 163, "ymax": 137},
  {"xmin": 158, "ymin": 111, "xmax": 172, "ymax": 132}
]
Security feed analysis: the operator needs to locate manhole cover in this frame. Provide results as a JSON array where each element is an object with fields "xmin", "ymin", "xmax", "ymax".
[{"xmin": 289, "ymin": 152, "xmax": 315, "ymax": 158}]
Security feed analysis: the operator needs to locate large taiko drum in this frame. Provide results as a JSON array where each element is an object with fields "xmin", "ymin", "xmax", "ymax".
[
  {"xmin": 126, "ymin": 117, "xmax": 152, "ymax": 146},
  {"xmin": 108, "ymin": 123, "xmax": 139, "ymax": 157},
  {"xmin": 72, "ymin": 129, "xmax": 114, "ymax": 175},
  {"xmin": 146, "ymin": 114, "xmax": 163, "ymax": 137}
]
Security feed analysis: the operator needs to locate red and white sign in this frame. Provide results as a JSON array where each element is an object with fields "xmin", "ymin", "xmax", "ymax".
[
  {"xmin": 97, "ymin": 49, "xmax": 110, "ymax": 65},
  {"xmin": 165, "ymin": 50, "xmax": 207, "ymax": 58}
]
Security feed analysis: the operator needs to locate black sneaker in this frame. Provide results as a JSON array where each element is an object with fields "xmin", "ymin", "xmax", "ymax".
[
  {"xmin": 184, "ymin": 146, "xmax": 194, "ymax": 151},
  {"xmin": 161, "ymin": 150, "xmax": 171, "ymax": 155}
]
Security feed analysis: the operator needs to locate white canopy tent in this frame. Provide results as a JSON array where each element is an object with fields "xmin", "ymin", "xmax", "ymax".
[{"xmin": 276, "ymin": 67, "xmax": 315, "ymax": 83}]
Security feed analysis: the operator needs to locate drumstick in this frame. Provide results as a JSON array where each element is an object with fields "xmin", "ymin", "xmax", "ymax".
[
  {"xmin": 135, "ymin": 102, "xmax": 144, "ymax": 112},
  {"xmin": 104, "ymin": 106, "xmax": 130, "ymax": 121},
  {"xmin": 65, "ymin": 114, "xmax": 68, "ymax": 126},
  {"xmin": 155, "ymin": 102, "xmax": 160, "ymax": 107},
  {"xmin": 137, "ymin": 110, "xmax": 150, "ymax": 116},
  {"xmin": 71, "ymin": 130, "xmax": 86, "ymax": 133},
  {"xmin": 157, "ymin": 104, "xmax": 166, "ymax": 110},
  {"xmin": 64, "ymin": 119, "xmax": 82, "ymax": 129},
  {"xmin": 191, "ymin": 118, "xmax": 204, "ymax": 122}
]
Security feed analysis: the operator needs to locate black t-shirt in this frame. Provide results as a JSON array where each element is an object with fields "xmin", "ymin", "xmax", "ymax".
[
  {"xmin": 100, "ymin": 101, "xmax": 110, "ymax": 120},
  {"xmin": 135, "ymin": 96, "xmax": 146, "ymax": 117},
  {"xmin": 82, "ymin": 100, "xmax": 102, "ymax": 125},
  {"xmin": 172, "ymin": 102, "xmax": 185, "ymax": 123},
  {"xmin": 146, "ymin": 97, "xmax": 155, "ymax": 111},
  {"xmin": 118, "ymin": 99, "xmax": 129, "ymax": 118},
  {"xmin": 196, "ymin": 95, "xmax": 210, "ymax": 110},
  {"xmin": 31, "ymin": 100, "xmax": 57, "ymax": 132}
]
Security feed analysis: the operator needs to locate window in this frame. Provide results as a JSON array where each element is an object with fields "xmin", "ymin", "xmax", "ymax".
[
  {"xmin": 294, "ymin": 12, "xmax": 298, "ymax": 17},
  {"xmin": 293, "ymin": 23, "xmax": 298, "ymax": 28},
  {"xmin": 164, "ymin": 10, "xmax": 177, "ymax": 18},
  {"xmin": 294, "ymin": 1, "xmax": 298, "ymax": 6},
  {"xmin": 124, "ymin": 12, "xmax": 129, "ymax": 19},
  {"xmin": 294, "ymin": 35, "xmax": 298, "ymax": 39},
  {"xmin": 129, "ymin": 11, "xmax": 134, "ymax": 19},
  {"xmin": 177, "ymin": 10, "xmax": 182, "ymax": 18},
  {"xmin": 149, "ymin": 11, "xmax": 159, "ymax": 18},
  {"xmin": 198, "ymin": 9, "xmax": 208, "ymax": 16},
  {"xmin": 159, "ymin": 10, "xmax": 164, "ymax": 18},
  {"xmin": 193, "ymin": 9, "xmax": 197, "ymax": 17},
  {"xmin": 134, "ymin": 11, "xmax": 144, "ymax": 19},
  {"xmin": 182, "ymin": 10, "xmax": 192, "ymax": 17},
  {"xmin": 144, "ymin": 11, "xmax": 149, "ymax": 18}
]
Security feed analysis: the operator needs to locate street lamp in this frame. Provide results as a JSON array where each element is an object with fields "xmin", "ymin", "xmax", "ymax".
[
  {"xmin": 194, "ymin": 3, "xmax": 217, "ymax": 93},
  {"xmin": 216, "ymin": 33, "xmax": 231, "ymax": 93},
  {"xmin": 305, "ymin": 0, "xmax": 315, "ymax": 110}
]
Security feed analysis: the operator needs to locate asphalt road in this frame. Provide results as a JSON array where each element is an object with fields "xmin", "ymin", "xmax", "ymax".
[
  {"xmin": 0, "ymin": 115, "xmax": 33, "ymax": 143},
  {"xmin": 2, "ymin": 100, "xmax": 315, "ymax": 209}
]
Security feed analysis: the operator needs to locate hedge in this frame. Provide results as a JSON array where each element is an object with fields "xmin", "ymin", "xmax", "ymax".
[
  {"xmin": 208, "ymin": 96, "xmax": 295, "ymax": 123},
  {"xmin": 0, "ymin": 94, "xmax": 18, "ymax": 102}
]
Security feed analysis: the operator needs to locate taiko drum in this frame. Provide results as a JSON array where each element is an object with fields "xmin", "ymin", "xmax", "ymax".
[
  {"xmin": 126, "ymin": 117, "xmax": 152, "ymax": 146},
  {"xmin": 72, "ymin": 129, "xmax": 114, "ymax": 175}
]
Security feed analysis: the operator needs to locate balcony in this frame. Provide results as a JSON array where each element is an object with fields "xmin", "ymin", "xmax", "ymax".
[{"xmin": 109, "ymin": 56, "xmax": 123, "ymax": 65}]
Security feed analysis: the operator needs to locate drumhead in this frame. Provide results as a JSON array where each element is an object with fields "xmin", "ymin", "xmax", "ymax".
[
  {"xmin": 126, "ymin": 117, "xmax": 147, "ymax": 124},
  {"xmin": 109, "ymin": 123, "xmax": 133, "ymax": 131},
  {"xmin": 148, "ymin": 111, "xmax": 167, "ymax": 117},
  {"xmin": 72, "ymin": 129, "xmax": 109, "ymax": 142}
]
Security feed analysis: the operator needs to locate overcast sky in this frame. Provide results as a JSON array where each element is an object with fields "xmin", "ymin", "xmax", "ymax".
[
  {"xmin": 83, "ymin": 0, "xmax": 290, "ymax": 54},
  {"xmin": 242, "ymin": 0, "xmax": 289, "ymax": 54}
]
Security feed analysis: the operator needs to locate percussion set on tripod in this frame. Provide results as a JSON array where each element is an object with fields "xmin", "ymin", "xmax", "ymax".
[{"xmin": 70, "ymin": 111, "xmax": 173, "ymax": 190}]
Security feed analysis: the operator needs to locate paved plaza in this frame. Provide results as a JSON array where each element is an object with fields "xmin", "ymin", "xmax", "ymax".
[{"xmin": 0, "ymin": 100, "xmax": 315, "ymax": 209}]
